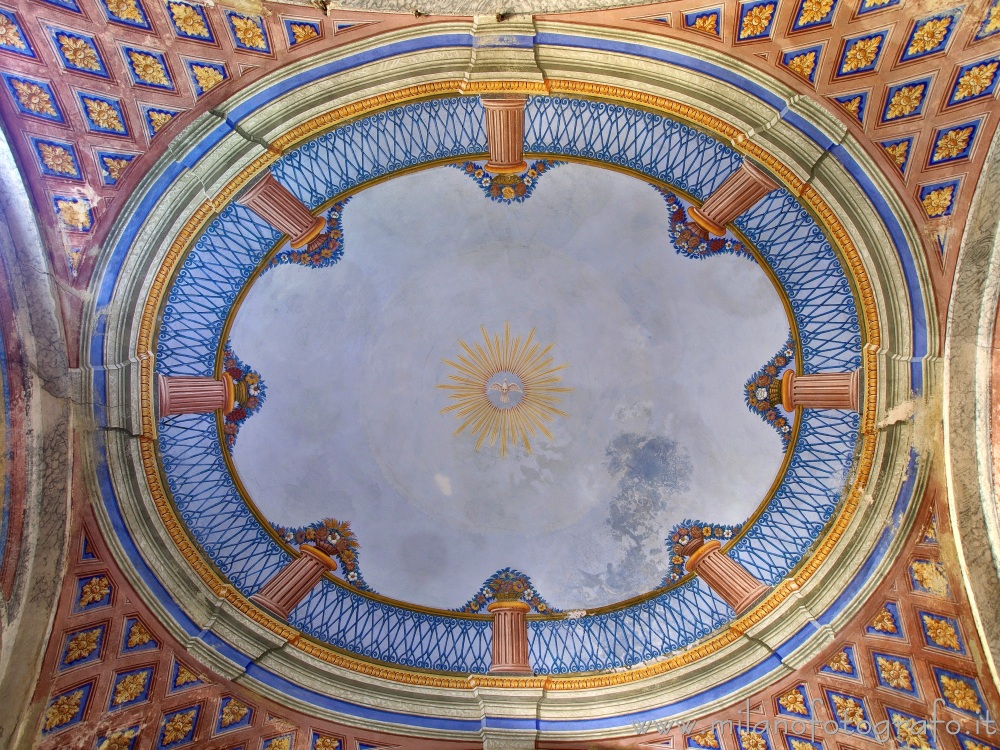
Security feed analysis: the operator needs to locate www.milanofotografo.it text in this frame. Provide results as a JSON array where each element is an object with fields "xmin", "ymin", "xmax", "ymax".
[{"xmin": 631, "ymin": 699, "xmax": 996, "ymax": 744}]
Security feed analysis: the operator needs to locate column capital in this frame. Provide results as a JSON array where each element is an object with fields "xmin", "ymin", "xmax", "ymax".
[
  {"xmin": 684, "ymin": 539, "xmax": 722, "ymax": 572},
  {"xmin": 487, "ymin": 600, "xmax": 531, "ymax": 613}
]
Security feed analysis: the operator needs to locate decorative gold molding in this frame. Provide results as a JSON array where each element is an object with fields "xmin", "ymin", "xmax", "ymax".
[{"xmin": 134, "ymin": 79, "xmax": 881, "ymax": 690}]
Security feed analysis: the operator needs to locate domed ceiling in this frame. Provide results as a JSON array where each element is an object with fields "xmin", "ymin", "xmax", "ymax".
[
  {"xmin": 138, "ymin": 86, "xmax": 873, "ymax": 684},
  {"xmin": 14, "ymin": 0, "xmax": 999, "ymax": 745}
]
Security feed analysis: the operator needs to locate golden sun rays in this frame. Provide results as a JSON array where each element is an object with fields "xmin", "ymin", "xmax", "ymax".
[{"xmin": 438, "ymin": 323, "xmax": 571, "ymax": 457}]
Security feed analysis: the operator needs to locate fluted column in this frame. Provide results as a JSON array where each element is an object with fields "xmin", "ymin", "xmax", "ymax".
[
  {"xmin": 683, "ymin": 538, "xmax": 767, "ymax": 613},
  {"xmin": 250, "ymin": 545, "xmax": 337, "ymax": 619},
  {"xmin": 158, "ymin": 373, "xmax": 235, "ymax": 417},
  {"xmin": 688, "ymin": 161, "xmax": 778, "ymax": 236},
  {"xmin": 481, "ymin": 96, "xmax": 528, "ymax": 174},
  {"xmin": 237, "ymin": 172, "xmax": 326, "ymax": 248},
  {"xmin": 487, "ymin": 600, "xmax": 532, "ymax": 674},
  {"xmin": 780, "ymin": 369, "xmax": 861, "ymax": 412}
]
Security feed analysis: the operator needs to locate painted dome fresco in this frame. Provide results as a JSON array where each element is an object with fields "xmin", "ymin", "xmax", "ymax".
[
  {"xmin": 5, "ymin": 1, "xmax": 1000, "ymax": 748},
  {"xmin": 122, "ymin": 78, "xmax": 881, "ymax": 680}
]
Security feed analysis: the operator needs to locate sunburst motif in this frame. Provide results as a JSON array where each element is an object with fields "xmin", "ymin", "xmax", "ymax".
[{"xmin": 439, "ymin": 324, "xmax": 570, "ymax": 457}]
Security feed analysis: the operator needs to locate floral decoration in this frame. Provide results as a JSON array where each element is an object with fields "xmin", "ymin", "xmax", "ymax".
[
  {"xmin": 911, "ymin": 560, "xmax": 949, "ymax": 596},
  {"xmin": 162, "ymin": 709, "xmax": 196, "ymax": 745},
  {"xmin": 220, "ymin": 698, "xmax": 249, "ymax": 727},
  {"xmin": 796, "ymin": 0, "xmax": 832, "ymax": 25},
  {"xmin": 739, "ymin": 730, "xmax": 768, "ymax": 750},
  {"xmin": 744, "ymin": 334, "xmax": 795, "ymax": 449},
  {"xmin": 127, "ymin": 620, "xmax": 152, "ymax": 647},
  {"xmin": 64, "ymin": 628, "xmax": 101, "ymax": 663},
  {"xmin": 870, "ymin": 605, "xmax": 898, "ymax": 633},
  {"xmin": 191, "ymin": 64, "xmax": 224, "ymax": 94},
  {"xmin": 786, "ymin": 51, "xmax": 817, "ymax": 80},
  {"xmin": 127, "ymin": 51, "xmax": 170, "ymax": 87},
  {"xmin": 891, "ymin": 713, "xmax": 931, "ymax": 748},
  {"xmin": 12, "ymin": 80, "xmax": 58, "ymax": 117},
  {"xmin": 147, "ymin": 109, "xmax": 175, "ymax": 134},
  {"xmin": 290, "ymin": 22, "xmax": 319, "ymax": 43},
  {"xmin": 79, "ymin": 575, "xmax": 110, "ymax": 606},
  {"xmin": 656, "ymin": 189, "xmax": 755, "ymax": 261},
  {"xmin": 662, "ymin": 519, "xmax": 742, "ymax": 584},
  {"xmin": 883, "ymin": 140, "xmax": 909, "ymax": 171},
  {"xmin": 940, "ymin": 674, "xmax": 982, "ymax": 714},
  {"xmin": 112, "ymin": 671, "xmax": 148, "ymax": 705},
  {"xmin": 691, "ymin": 13, "xmax": 718, "ymax": 33},
  {"xmin": 921, "ymin": 185, "xmax": 955, "ymax": 219},
  {"xmin": 932, "ymin": 126, "xmax": 974, "ymax": 163},
  {"xmin": 105, "ymin": 0, "xmax": 145, "ymax": 24},
  {"xmin": 831, "ymin": 694, "xmax": 867, "ymax": 730},
  {"xmin": 173, "ymin": 664, "xmax": 199, "ymax": 688},
  {"xmin": 457, "ymin": 568, "xmax": 559, "ymax": 614},
  {"xmin": 268, "ymin": 200, "xmax": 346, "ymax": 270},
  {"xmin": 58, "ymin": 33, "xmax": 101, "ymax": 72},
  {"xmin": 44, "ymin": 689, "xmax": 84, "ymax": 731},
  {"xmin": 56, "ymin": 198, "xmax": 92, "ymax": 231},
  {"xmin": 455, "ymin": 159, "xmax": 562, "ymax": 203},
  {"xmin": 835, "ymin": 94, "xmax": 864, "ymax": 122},
  {"xmin": 922, "ymin": 513, "xmax": 938, "ymax": 543},
  {"xmin": 840, "ymin": 35, "xmax": 881, "ymax": 73},
  {"xmin": 220, "ymin": 342, "xmax": 266, "ymax": 451},
  {"xmin": 83, "ymin": 97, "xmax": 125, "ymax": 133},
  {"xmin": 877, "ymin": 656, "xmax": 913, "ymax": 691},
  {"xmin": 38, "ymin": 143, "xmax": 79, "ymax": 177},
  {"xmin": 907, "ymin": 17, "xmax": 951, "ymax": 56},
  {"xmin": 101, "ymin": 155, "xmax": 133, "ymax": 183},
  {"xmin": 923, "ymin": 614, "xmax": 960, "ymax": 650},
  {"xmin": 690, "ymin": 729, "xmax": 720, "ymax": 748},
  {"xmin": 778, "ymin": 687, "xmax": 808, "ymax": 715},
  {"xmin": 229, "ymin": 12, "xmax": 268, "ymax": 50},
  {"xmin": 0, "ymin": 14, "xmax": 27, "ymax": 50},
  {"xmin": 886, "ymin": 84, "xmax": 926, "ymax": 121},
  {"xmin": 826, "ymin": 650, "xmax": 854, "ymax": 674},
  {"xmin": 169, "ymin": 1, "xmax": 211, "ymax": 38},
  {"xmin": 270, "ymin": 517, "xmax": 372, "ymax": 591},
  {"xmin": 739, "ymin": 3, "xmax": 775, "ymax": 38},
  {"xmin": 97, "ymin": 728, "xmax": 137, "ymax": 750},
  {"xmin": 955, "ymin": 62, "xmax": 998, "ymax": 102}
]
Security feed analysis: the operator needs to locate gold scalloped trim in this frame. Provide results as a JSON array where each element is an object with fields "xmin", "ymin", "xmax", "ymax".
[{"xmin": 134, "ymin": 79, "xmax": 881, "ymax": 690}]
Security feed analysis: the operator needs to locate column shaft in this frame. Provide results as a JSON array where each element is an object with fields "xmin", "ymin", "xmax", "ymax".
[
  {"xmin": 251, "ymin": 546, "xmax": 337, "ymax": 619},
  {"xmin": 685, "ymin": 540, "xmax": 768, "ymax": 613},
  {"xmin": 237, "ymin": 172, "xmax": 326, "ymax": 248},
  {"xmin": 487, "ymin": 601, "xmax": 532, "ymax": 674},
  {"xmin": 688, "ymin": 161, "xmax": 778, "ymax": 236},
  {"xmin": 158, "ymin": 373, "xmax": 234, "ymax": 417},
  {"xmin": 482, "ymin": 96, "xmax": 528, "ymax": 174},
  {"xmin": 781, "ymin": 370, "xmax": 860, "ymax": 412}
]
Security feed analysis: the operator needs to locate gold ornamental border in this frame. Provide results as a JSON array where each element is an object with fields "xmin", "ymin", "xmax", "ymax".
[{"xmin": 134, "ymin": 79, "xmax": 880, "ymax": 691}]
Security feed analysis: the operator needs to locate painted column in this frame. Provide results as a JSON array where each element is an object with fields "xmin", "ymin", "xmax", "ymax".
[
  {"xmin": 487, "ymin": 600, "xmax": 532, "ymax": 674},
  {"xmin": 682, "ymin": 537, "xmax": 767, "ymax": 613},
  {"xmin": 780, "ymin": 369, "xmax": 861, "ymax": 412},
  {"xmin": 481, "ymin": 96, "xmax": 528, "ymax": 174},
  {"xmin": 688, "ymin": 161, "xmax": 778, "ymax": 236},
  {"xmin": 157, "ymin": 373, "xmax": 235, "ymax": 417},
  {"xmin": 236, "ymin": 172, "xmax": 326, "ymax": 249},
  {"xmin": 250, "ymin": 545, "xmax": 338, "ymax": 619}
]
